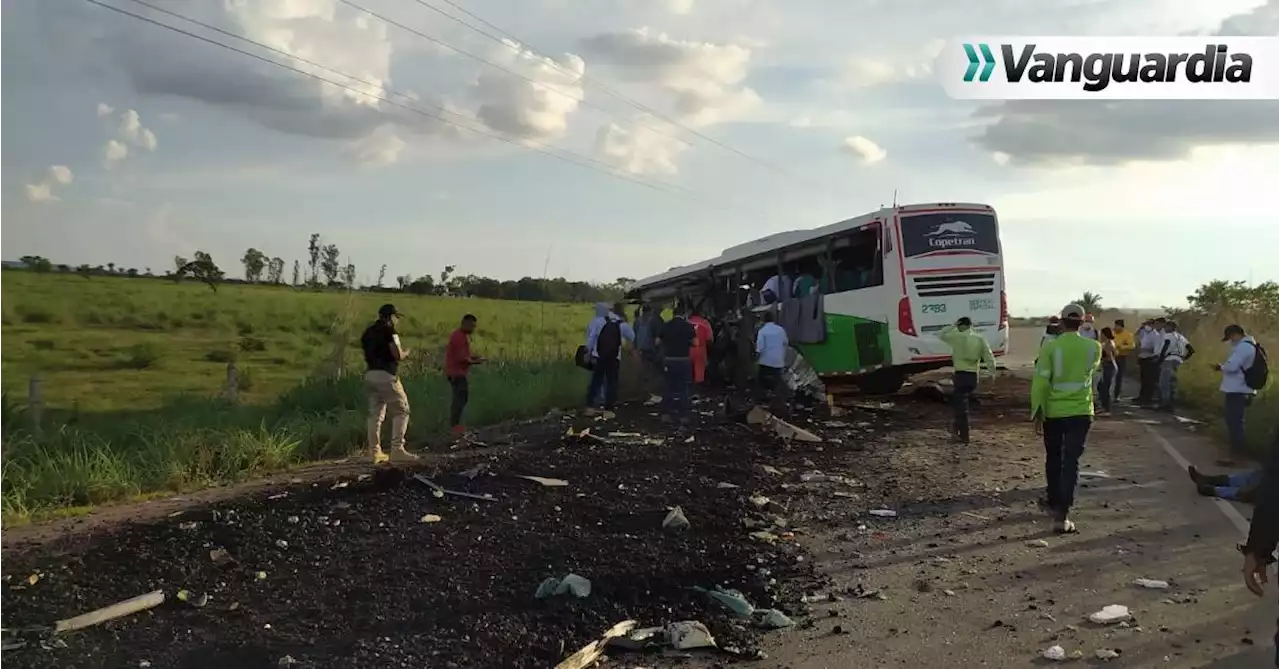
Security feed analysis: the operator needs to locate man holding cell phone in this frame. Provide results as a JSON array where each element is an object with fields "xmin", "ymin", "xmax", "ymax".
[{"xmin": 360, "ymin": 304, "xmax": 419, "ymax": 464}]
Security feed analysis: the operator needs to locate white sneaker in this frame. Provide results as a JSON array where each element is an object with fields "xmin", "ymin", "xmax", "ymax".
[{"xmin": 389, "ymin": 448, "xmax": 420, "ymax": 462}]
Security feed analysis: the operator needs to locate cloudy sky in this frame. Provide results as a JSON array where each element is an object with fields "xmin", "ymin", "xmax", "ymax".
[{"xmin": 3, "ymin": 0, "xmax": 1277, "ymax": 314}]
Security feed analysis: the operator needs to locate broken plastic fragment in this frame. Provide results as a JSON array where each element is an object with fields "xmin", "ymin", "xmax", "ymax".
[
  {"xmin": 696, "ymin": 586, "xmax": 755, "ymax": 617},
  {"xmin": 516, "ymin": 475, "xmax": 569, "ymax": 487},
  {"xmin": 178, "ymin": 521, "xmax": 199, "ymax": 531},
  {"xmin": 1133, "ymin": 578, "xmax": 1169, "ymax": 590},
  {"xmin": 754, "ymin": 609, "xmax": 795, "ymax": 629},
  {"xmin": 1087, "ymin": 605, "xmax": 1131, "ymax": 624},
  {"xmin": 1026, "ymin": 539, "xmax": 1050, "ymax": 548},
  {"xmin": 665, "ymin": 621, "xmax": 717, "ymax": 649},
  {"xmin": 536, "ymin": 573, "xmax": 592, "ymax": 599},
  {"xmin": 869, "ymin": 509, "xmax": 897, "ymax": 518},
  {"xmin": 420, "ymin": 514, "xmax": 442, "ymax": 523},
  {"xmin": 26, "ymin": 573, "xmax": 40, "ymax": 586},
  {"xmin": 275, "ymin": 539, "xmax": 289, "ymax": 550},
  {"xmin": 255, "ymin": 571, "xmax": 268, "ymax": 580},
  {"xmin": 716, "ymin": 482, "xmax": 740, "ymax": 489},
  {"xmin": 663, "ymin": 506, "xmax": 690, "ymax": 532},
  {"xmin": 749, "ymin": 531, "xmax": 779, "ymax": 544},
  {"xmin": 1042, "ymin": 645, "xmax": 1067, "ymax": 661}
]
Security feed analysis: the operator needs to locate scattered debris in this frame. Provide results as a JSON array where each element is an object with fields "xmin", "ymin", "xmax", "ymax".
[
  {"xmin": 25, "ymin": 574, "xmax": 40, "ymax": 586},
  {"xmin": 1133, "ymin": 579, "xmax": 1169, "ymax": 590},
  {"xmin": 753, "ymin": 609, "xmax": 794, "ymax": 629},
  {"xmin": 748, "ymin": 494, "xmax": 772, "ymax": 510},
  {"xmin": 255, "ymin": 571, "xmax": 268, "ymax": 581},
  {"xmin": 716, "ymin": 482, "xmax": 740, "ymax": 489},
  {"xmin": 178, "ymin": 521, "xmax": 198, "ymax": 532},
  {"xmin": 694, "ymin": 586, "xmax": 755, "ymax": 617},
  {"xmin": 1078, "ymin": 471, "xmax": 1111, "ymax": 479},
  {"xmin": 274, "ymin": 539, "xmax": 289, "ymax": 550},
  {"xmin": 286, "ymin": 515, "xmax": 300, "ymax": 524},
  {"xmin": 607, "ymin": 625, "xmax": 665, "ymax": 651},
  {"xmin": 277, "ymin": 655, "xmax": 300, "ymax": 667},
  {"xmin": 412, "ymin": 474, "xmax": 497, "ymax": 502},
  {"xmin": 458, "ymin": 464, "xmax": 488, "ymax": 480},
  {"xmin": 869, "ymin": 509, "xmax": 897, "ymax": 518},
  {"xmin": 665, "ymin": 620, "xmax": 717, "ymax": 650},
  {"xmin": 266, "ymin": 492, "xmax": 289, "ymax": 500},
  {"xmin": 644, "ymin": 395, "xmax": 662, "ymax": 406},
  {"xmin": 757, "ymin": 464, "xmax": 783, "ymax": 476},
  {"xmin": 175, "ymin": 589, "xmax": 209, "ymax": 608},
  {"xmin": 771, "ymin": 416, "xmax": 823, "ymax": 443},
  {"xmin": 1095, "ymin": 648, "xmax": 1121, "ymax": 660},
  {"xmin": 960, "ymin": 511, "xmax": 990, "ymax": 521},
  {"xmin": 50, "ymin": 590, "xmax": 166, "ymax": 635},
  {"xmin": 331, "ymin": 481, "xmax": 349, "ymax": 490},
  {"xmin": 662, "ymin": 506, "xmax": 690, "ymax": 532},
  {"xmin": 420, "ymin": 514, "xmax": 443, "ymax": 523},
  {"xmin": 1087, "ymin": 605, "xmax": 1131, "ymax": 625},
  {"xmin": 748, "ymin": 531, "xmax": 779, "ymax": 544},
  {"xmin": 555, "ymin": 620, "xmax": 638, "ymax": 669},
  {"xmin": 1042, "ymin": 645, "xmax": 1067, "ymax": 661},
  {"xmin": 536, "ymin": 574, "xmax": 592, "ymax": 599},
  {"xmin": 516, "ymin": 475, "xmax": 569, "ymax": 487},
  {"xmin": 1026, "ymin": 539, "xmax": 1051, "ymax": 548},
  {"xmin": 607, "ymin": 432, "xmax": 642, "ymax": 438}
]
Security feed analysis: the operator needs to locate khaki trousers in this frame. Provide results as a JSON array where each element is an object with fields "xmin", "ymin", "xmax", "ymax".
[{"xmin": 364, "ymin": 370, "xmax": 410, "ymax": 452}]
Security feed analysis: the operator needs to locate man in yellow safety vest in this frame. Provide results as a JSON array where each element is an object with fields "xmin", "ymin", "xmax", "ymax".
[
  {"xmin": 1031, "ymin": 303, "xmax": 1103, "ymax": 534},
  {"xmin": 939, "ymin": 316, "xmax": 997, "ymax": 445}
]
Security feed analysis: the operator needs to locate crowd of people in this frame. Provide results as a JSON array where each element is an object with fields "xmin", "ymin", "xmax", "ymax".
[{"xmin": 357, "ymin": 297, "xmax": 1273, "ymax": 652}]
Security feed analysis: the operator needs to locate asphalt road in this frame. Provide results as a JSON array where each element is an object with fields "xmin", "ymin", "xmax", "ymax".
[{"xmin": 700, "ymin": 328, "xmax": 1276, "ymax": 669}]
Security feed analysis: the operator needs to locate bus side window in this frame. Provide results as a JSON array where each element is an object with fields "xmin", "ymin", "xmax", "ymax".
[{"xmin": 831, "ymin": 228, "xmax": 885, "ymax": 292}]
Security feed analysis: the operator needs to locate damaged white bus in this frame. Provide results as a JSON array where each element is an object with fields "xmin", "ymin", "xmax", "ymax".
[{"xmin": 626, "ymin": 202, "xmax": 1009, "ymax": 394}]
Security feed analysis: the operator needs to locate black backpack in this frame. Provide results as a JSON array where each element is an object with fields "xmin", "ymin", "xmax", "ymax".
[
  {"xmin": 1244, "ymin": 341, "xmax": 1269, "ymax": 390},
  {"xmin": 596, "ymin": 320, "xmax": 622, "ymax": 360}
]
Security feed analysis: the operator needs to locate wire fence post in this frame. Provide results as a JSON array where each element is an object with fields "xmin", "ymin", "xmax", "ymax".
[
  {"xmin": 28, "ymin": 374, "xmax": 43, "ymax": 438},
  {"xmin": 225, "ymin": 362, "xmax": 238, "ymax": 404}
]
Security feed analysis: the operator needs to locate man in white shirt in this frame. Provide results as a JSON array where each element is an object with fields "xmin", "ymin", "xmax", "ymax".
[
  {"xmin": 1079, "ymin": 314, "xmax": 1099, "ymax": 341},
  {"xmin": 755, "ymin": 310, "xmax": 790, "ymax": 401},
  {"xmin": 1156, "ymin": 320, "xmax": 1195, "ymax": 412},
  {"xmin": 1215, "ymin": 324, "xmax": 1259, "ymax": 463},
  {"xmin": 1135, "ymin": 317, "xmax": 1165, "ymax": 405},
  {"xmin": 760, "ymin": 274, "xmax": 792, "ymax": 305}
]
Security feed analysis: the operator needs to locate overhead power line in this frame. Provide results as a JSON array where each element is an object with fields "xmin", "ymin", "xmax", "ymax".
[
  {"xmin": 403, "ymin": 0, "xmax": 820, "ymax": 184},
  {"xmin": 85, "ymin": 0, "xmax": 764, "ymax": 217}
]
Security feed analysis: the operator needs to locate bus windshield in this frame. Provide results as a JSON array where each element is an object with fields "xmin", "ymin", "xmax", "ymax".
[{"xmin": 899, "ymin": 213, "xmax": 1000, "ymax": 259}]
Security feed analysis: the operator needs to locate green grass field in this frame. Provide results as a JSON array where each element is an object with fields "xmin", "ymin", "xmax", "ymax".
[{"xmin": 1, "ymin": 271, "xmax": 603, "ymax": 520}]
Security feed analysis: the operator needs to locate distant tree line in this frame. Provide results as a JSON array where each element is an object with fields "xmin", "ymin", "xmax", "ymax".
[{"xmin": 13, "ymin": 232, "xmax": 631, "ymax": 304}]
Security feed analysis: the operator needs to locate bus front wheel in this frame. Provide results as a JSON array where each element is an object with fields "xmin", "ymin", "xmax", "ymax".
[{"xmin": 854, "ymin": 369, "xmax": 905, "ymax": 395}]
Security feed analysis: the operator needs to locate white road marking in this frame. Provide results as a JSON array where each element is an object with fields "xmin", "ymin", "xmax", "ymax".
[{"xmin": 1143, "ymin": 424, "xmax": 1251, "ymax": 537}]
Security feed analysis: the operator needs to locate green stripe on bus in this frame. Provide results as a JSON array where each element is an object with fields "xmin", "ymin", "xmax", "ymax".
[{"xmin": 797, "ymin": 314, "xmax": 891, "ymax": 376}]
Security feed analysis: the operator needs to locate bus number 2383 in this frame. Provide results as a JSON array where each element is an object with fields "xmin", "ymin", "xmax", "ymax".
[{"xmin": 921, "ymin": 303, "xmax": 947, "ymax": 314}]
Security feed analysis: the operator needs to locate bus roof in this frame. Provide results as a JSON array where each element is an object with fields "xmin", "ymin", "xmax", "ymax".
[{"xmin": 628, "ymin": 202, "xmax": 995, "ymax": 297}]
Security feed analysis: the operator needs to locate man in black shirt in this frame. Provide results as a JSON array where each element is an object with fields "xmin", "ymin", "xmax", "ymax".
[
  {"xmin": 657, "ymin": 310, "xmax": 696, "ymax": 419},
  {"xmin": 360, "ymin": 304, "xmax": 418, "ymax": 464}
]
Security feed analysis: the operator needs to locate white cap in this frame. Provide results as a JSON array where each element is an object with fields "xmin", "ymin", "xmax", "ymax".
[{"xmin": 1060, "ymin": 303, "xmax": 1085, "ymax": 320}]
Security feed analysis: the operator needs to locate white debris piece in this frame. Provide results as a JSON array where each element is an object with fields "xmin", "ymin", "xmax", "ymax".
[
  {"xmin": 1087, "ymin": 605, "xmax": 1131, "ymax": 624},
  {"xmin": 420, "ymin": 514, "xmax": 442, "ymax": 523},
  {"xmin": 1026, "ymin": 539, "xmax": 1051, "ymax": 548},
  {"xmin": 1042, "ymin": 645, "xmax": 1067, "ymax": 661},
  {"xmin": 1133, "ymin": 579, "xmax": 1169, "ymax": 590},
  {"xmin": 665, "ymin": 621, "xmax": 717, "ymax": 650},
  {"xmin": 1095, "ymin": 648, "xmax": 1121, "ymax": 660},
  {"xmin": 869, "ymin": 509, "xmax": 897, "ymax": 518}
]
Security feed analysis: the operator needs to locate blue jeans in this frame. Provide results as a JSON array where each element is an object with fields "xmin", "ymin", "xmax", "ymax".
[
  {"xmin": 663, "ymin": 357, "xmax": 692, "ymax": 415},
  {"xmin": 1097, "ymin": 360, "xmax": 1117, "ymax": 411},
  {"xmin": 1214, "ymin": 468, "xmax": 1264, "ymax": 500},
  {"xmin": 1158, "ymin": 359, "xmax": 1181, "ymax": 408},
  {"xmin": 1224, "ymin": 392, "xmax": 1252, "ymax": 457},
  {"xmin": 951, "ymin": 371, "xmax": 977, "ymax": 443},
  {"xmin": 1044, "ymin": 415, "xmax": 1092, "ymax": 520},
  {"xmin": 587, "ymin": 356, "xmax": 620, "ymax": 410}
]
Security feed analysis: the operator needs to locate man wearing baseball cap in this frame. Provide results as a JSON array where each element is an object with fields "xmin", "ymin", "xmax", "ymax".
[
  {"xmin": 359, "ymin": 304, "xmax": 419, "ymax": 464},
  {"xmin": 1214, "ymin": 324, "xmax": 1261, "ymax": 463},
  {"xmin": 1031, "ymin": 303, "xmax": 1103, "ymax": 534}
]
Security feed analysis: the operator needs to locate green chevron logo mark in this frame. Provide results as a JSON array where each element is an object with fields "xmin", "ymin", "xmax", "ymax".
[{"xmin": 963, "ymin": 43, "xmax": 996, "ymax": 82}]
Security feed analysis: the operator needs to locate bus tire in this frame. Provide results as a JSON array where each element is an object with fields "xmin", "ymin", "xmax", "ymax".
[{"xmin": 855, "ymin": 369, "xmax": 905, "ymax": 395}]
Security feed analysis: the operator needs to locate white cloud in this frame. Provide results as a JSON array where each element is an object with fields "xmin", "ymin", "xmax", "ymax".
[
  {"xmin": 828, "ymin": 40, "xmax": 945, "ymax": 89},
  {"xmin": 661, "ymin": 0, "xmax": 695, "ymax": 15},
  {"xmin": 473, "ymin": 40, "xmax": 586, "ymax": 144},
  {"xmin": 48, "ymin": 165, "xmax": 74, "ymax": 185},
  {"xmin": 24, "ymin": 183, "xmax": 58, "ymax": 203},
  {"xmin": 103, "ymin": 139, "xmax": 130, "ymax": 169},
  {"xmin": 344, "ymin": 125, "xmax": 407, "ymax": 167},
  {"xmin": 841, "ymin": 135, "xmax": 887, "ymax": 165},
  {"xmin": 96, "ymin": 102, "xmax": 114, "ymax": 117},
  {"xmin": 23, "ymin": 165, "xmax": 75, "ymax": 203},
  {"xmin": 580, "ymin": 27, "xmax": 762, "ymax": 128},
  {"xmin": 595, "ymin": 120, "xmax": 685, "ymax": 175},
  {"xmin": 117, "ymin": 109, "xmax": 158, "ymax": 152}
]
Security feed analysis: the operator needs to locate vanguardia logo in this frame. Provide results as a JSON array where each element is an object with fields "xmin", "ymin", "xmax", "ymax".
[{"xmin": 960, "ymin": 42, "xmax": 1253, "ymax": 92}]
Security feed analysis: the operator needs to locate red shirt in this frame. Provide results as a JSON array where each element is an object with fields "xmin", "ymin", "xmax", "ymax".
[{"xmin": 445, "ymin": 329, "xmax": 472, "ymax": 378}]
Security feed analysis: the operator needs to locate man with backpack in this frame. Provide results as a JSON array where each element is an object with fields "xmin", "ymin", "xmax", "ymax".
[
  {"xmin": 584, "ymin": 302, "xmax": 635, "ymax": 413},
  {"xmin": 1215, "ymin": 324, "xmax": 1267, "ymax": 464}
]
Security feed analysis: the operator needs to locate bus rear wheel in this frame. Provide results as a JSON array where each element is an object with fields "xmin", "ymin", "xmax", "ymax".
[{"xmin": 854, "ymin": 369, "xmax": 905, "ymax": 395}]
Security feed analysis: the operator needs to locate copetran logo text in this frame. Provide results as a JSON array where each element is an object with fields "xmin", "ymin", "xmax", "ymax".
[
  {"xmin": 925, "ymin": 220, "xmax": 978, "ymax": 250},
  {"xmin": 940, "ymin": 37, "xmax": 1279, "ymax": 100}
]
